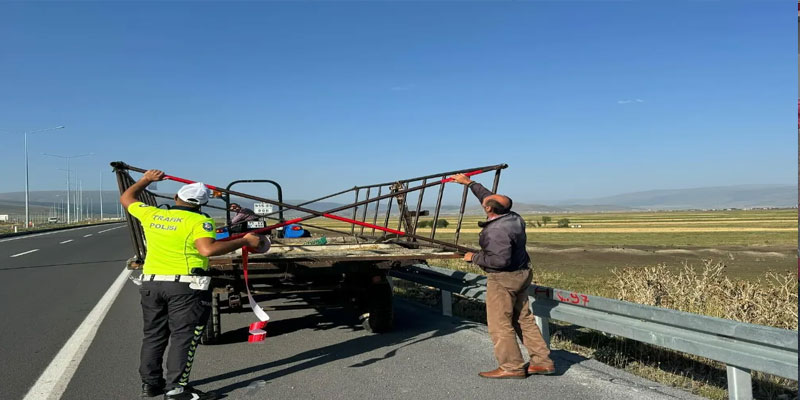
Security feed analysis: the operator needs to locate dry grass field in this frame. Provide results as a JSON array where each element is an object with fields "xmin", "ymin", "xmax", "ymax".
[{"xmin": 307, "ymin": 208, "xmax": 797, "ymax": 283}]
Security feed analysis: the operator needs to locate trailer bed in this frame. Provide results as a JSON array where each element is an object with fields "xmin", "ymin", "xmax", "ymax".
[{"xmin": 208, "ymin": 239, "xmax": 460, "ymax": 270}]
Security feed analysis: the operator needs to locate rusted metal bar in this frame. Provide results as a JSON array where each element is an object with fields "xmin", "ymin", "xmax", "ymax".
[
  {"xmin": 454, "ymin": 184, "xmax": 469, "ymax": 245},
  {"xmin": 382, "ymin": 190, "xmax": 393, "ymax": 234},
  {"xmin": 371, "ymin": 186, "xmax": 381, "ymax": 235},
  {"xmin": 430, "ymin": 176, "xmax": 446, "ymax": 239},
  {"xmin": 355, "ymin": 163, "xmax": 508, "ymax": 189},
  {"xmin": 359, "ymin": 187, "xmax": 370, "ymax": 236},
  {"xmin": 258, "ymin": 187, "xmax": 354, "ymax": 220},
  {"xmin": 492, "ymin": 169, "xmax": 502, "ymax": 193},
  {"xmin": 411, "ymin": 178, "xmax": 426, "ymax": 238},
  {"xmin": 351, "ymin": 189, "xmax": 359, "ymax": 235},
  {"xmin": 113, "ymin": 167, "xmax": 146, "ymax": 261}
]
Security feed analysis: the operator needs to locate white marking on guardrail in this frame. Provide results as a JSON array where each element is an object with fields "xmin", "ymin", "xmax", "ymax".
[
  {"xmin": 59, "ymin": 240, "xmax": 73, "ymax": 244},
  {"xmin": 22, "ymin": 268, "xmax": 131, "ymax": 400},
  {"xmin": 10, "ymin": 249, "xmax": 39, "ymax": 257},
  {"xmin": 83, "ymin": 234, "xmax": 93, "ymax": 237},
  {"xmin": 96, "ymin": 226, "xmax": 124, "ymax": 234}
]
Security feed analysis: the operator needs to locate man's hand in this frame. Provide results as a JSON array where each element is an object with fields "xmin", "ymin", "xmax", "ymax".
[
  {"xmin": 243, "ymin": 233, "xmax": 264, "ymax": 249},
  {"xmin": 121, "ymin": 169, "xmax": 166, "ymax": 208},
  {"xmin": 142, "ymin": 169, "xmax": 165, "ymax": 183},
  {"xmin": 463, "ymin": 252, "xmax": 474, "ymax": 262},
  {"xmin": 449, "ymin": 173, "xmax": 472, "ymax": 185}
]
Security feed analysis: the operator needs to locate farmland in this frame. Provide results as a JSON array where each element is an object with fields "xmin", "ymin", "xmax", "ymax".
[{"xmin": 309, "ymin": 208, "xmax": 797, "ymax": 285}]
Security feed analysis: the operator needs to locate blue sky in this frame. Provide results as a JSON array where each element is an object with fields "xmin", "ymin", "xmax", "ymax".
[{"xmin": 0, "ymin": 2, "xmax": 796, "ymax": 204}]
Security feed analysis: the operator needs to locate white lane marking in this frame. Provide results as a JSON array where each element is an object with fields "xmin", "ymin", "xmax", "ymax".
[
  {"xmin": 96, "ymin": 226, "xmax": 125, "ymax": 234},
  {"xmin": 0, "ymin": 223, "xmax": 125, "ymax": 243},
  {"xmin": 83, "ymin": 234, "xmax": 93, "ymax": 237},
  {"xmin": 22, "ymin": 268, "xmax": 132, "ymax": 400},
  {"xmin": 59, "ymin": 240, "xmax": 74, "ymax": 244},
  {"xmin": 10, "ymin": 249, "xmax": 39, "ymax": 258}
]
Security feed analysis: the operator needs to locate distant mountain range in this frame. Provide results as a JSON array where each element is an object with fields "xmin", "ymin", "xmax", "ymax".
[
  {"xmin": 555, "ymin": 184, "xmax": 796, "ymax": 211},
  {"xmin": 0, "ymin": 184, "xmax": 795, "ymax": 218}
]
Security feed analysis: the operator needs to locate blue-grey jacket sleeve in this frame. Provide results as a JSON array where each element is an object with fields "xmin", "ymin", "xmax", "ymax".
[
  {"xmin": 469, "ymin": 182, "xmax": 493, "ymax": 203},
  {"xmin": 471, "ymin": 230, "xmax": 513, "ymax": 269}
]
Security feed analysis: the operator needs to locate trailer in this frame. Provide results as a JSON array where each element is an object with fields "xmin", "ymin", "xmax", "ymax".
[{"xmin": 112, "ymin": 161, "xmax": 507, "ymax": 343}]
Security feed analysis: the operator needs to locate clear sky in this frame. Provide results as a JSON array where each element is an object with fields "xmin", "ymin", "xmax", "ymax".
[{"xmin": 0, "ymin": 2, "xmax": 796, "ymax": 204}]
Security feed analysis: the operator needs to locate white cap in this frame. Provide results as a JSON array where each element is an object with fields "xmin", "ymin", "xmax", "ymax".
[{"xmin": 177, "ymin": 182, "xmax": 209, "ymax": 206}]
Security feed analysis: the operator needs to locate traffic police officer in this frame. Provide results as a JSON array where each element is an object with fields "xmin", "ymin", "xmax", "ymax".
[{"xmin": 121, "ymin": 169, "xmax": 265, "ymax": 400}]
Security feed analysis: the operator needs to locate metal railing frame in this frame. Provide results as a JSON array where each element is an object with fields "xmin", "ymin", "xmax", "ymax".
[{"xmin": 390, "ymin": 264, "xmax": 798, "ymax": 400}]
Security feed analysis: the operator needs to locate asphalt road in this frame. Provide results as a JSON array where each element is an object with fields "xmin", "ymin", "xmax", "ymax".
[
  {"xmin": 0, "ymin": 223, "xmax": 130, "ymax": 400},
  {"xmin": 1, "ymin": 224, "xmax": 703, "ymax": 400}
]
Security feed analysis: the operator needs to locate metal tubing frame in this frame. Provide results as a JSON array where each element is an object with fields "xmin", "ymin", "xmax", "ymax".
[
  {"xmin": 454, "ymin": 184, "xmax": 469, "ymax": 245},
  {"xmin": 144, "ymin": 190, "xmax": 361, "ymax": 240},
  {"xmin": 350, "ymin": 189, "xmax": 359, "ymax": 235},
  {"xmin": 430, "ymin": 176, "xmax": 446, "ymax": 239},
  {"xmin": 111, "ymin": 161, "xmax": 504, "ymax": 253},
  {"xmin": 359, "ymin": 187, "xmax": 370, "ymax": 235},
  {"xmin": 371, "ymin": 186, "xmax": 382, "ymax": 235},
  {"xmin": 411, "ymin": 178, "xmax": 427, "ymax": 238},
  {"xmin": 491, "ymin": 169, "xmax": 502, "ymax": 193}
]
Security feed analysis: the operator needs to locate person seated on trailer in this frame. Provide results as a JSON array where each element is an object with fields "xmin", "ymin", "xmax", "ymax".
[{"xmin": 229, "ymin": 202, "xmax": 260, "ymax": 232}]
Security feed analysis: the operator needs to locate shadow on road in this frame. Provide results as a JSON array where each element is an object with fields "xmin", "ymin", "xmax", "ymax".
[{"xmin": 194, "ymin": 292, "xmax": 480, "ymax": 395}]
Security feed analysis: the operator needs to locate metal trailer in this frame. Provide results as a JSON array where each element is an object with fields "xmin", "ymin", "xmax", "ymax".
[{"xmin": 111, "ymin": 161, "xmax": 507, "ymax": 343}]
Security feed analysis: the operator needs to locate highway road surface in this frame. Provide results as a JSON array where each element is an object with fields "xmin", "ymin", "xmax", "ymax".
[{"xmin": 0, "ymin": 224, "xmax": 703, "ymax": 400}]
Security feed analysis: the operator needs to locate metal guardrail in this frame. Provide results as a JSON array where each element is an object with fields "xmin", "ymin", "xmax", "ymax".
[{"xmin": 390, "ymin": 264, "xmax": 798, "ymax": 400}]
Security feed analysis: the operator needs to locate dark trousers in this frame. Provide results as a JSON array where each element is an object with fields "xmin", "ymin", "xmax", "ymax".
[{"xmin": 139, "ymin": 281, "xmax": 211, "ymax": 389}]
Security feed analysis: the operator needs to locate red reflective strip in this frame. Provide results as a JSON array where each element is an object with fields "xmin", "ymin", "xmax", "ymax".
[
  {"xmin": 248, "ymin": 333, "xmax": 266, "ymax": 343},
  {"xmin": 249, "ymin": 321, "xmax": 267, "ymax": 331},
  {"xmin": 440, "ymin": 169, "xmax": 483, "ymax": 183},
  {"xmin": 163, "ymin": 175, "xmax": 218, "ymax": 191},
  {"xmin": 322, "ymin": 214, "xmax": 406, "ymax": 236}
]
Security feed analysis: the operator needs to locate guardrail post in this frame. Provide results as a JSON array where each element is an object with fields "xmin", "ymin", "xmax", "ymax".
[
  {"xmin": 534, "ymin": 314, "xmax": 551, "ymax": 349},
  {"xmin": 441, "ymin": 290, "xmax": 453, "ymax": 317},
  {"xmin": 726, "ymin": 365, "xmax": 753, "ymax": 400}
]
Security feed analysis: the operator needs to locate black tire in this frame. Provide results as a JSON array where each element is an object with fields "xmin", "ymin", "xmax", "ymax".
[
  {"xmin": 200, "ymin": 293, "xmax": 220, "ymax": 345},
  {"xmin": 363, "ymin": 280, "xmax": 394, "ymax": 333}
]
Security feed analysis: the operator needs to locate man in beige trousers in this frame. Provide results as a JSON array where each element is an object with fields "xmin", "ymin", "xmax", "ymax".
[{"xmin": 450, "ymin": 173, "xmax": 555, "ymax": 379}]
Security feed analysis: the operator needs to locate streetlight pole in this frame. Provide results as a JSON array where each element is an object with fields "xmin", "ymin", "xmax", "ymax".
[
  {"xmin": 16, "ymin": 125, "xmax": 65, "ymax": 228},
  {"xmin": 43, "ymin": 152, "xmax": 91, "ymax": 224},
  {"xmin": 100, "ymin": 170, "xmax": 104, "ymax": 221}
]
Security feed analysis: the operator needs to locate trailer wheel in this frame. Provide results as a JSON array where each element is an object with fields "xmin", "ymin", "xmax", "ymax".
[
  {"xmin": 363, "ymin": 277, "xmax": 394, "ymax": 333},
  {"xmin": 201, "ymin": 292, "xmax": 221, "ymax": 345}
]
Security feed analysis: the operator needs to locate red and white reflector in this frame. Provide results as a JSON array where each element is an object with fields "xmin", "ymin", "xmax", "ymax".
[
  {"xmin": 242, "ymin": 247, "xmax": 270, "ymax": 343},
  {"xmin": 248, "ymin": 321, "xmax": 268, "ymax": 343}
]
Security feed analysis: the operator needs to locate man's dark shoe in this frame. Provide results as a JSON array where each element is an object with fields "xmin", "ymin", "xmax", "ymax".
[
  {"xmin": 163, "ymin": 386, "xmax": 221, "ymax": 400},
  {"xmin": 141, "ymin": 383, "xmax": 164, "ymax": 397},
  {"xmin": 478, "ymin": 367, "xmax": 526, "ymax": 379},
  {"xmin": 527, "ymin": 363, "xmax": 556, "ymax": 375}
]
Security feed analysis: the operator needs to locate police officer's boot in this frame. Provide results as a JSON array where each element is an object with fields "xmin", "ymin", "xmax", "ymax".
[{"xmin": 141, "ymin": 382, "xmax": 164, "ymax": 397}]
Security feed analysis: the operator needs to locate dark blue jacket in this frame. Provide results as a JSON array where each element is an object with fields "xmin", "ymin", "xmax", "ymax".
[{"xmin": 469, "ymin": 183, "xmax": 530, "ymax": 272}]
